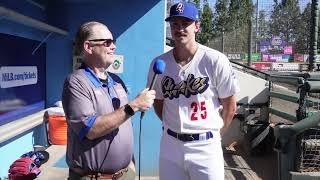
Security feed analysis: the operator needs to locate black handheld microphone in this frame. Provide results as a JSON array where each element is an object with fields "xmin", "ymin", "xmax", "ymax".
[
  {"xmin": 138, "ymin": 59, "xmax": 165, "ymax": 180},
  {"xmin": 140, "ymin": 59, "xmax": 166, "ymax": 119}
]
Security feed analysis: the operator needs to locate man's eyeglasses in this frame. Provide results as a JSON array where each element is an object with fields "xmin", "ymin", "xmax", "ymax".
[{"xmin": 88, "ymin": 39, "xmax": 116, "ymax": 47}]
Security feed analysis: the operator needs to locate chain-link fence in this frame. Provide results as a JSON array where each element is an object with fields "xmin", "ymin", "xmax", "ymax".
[
  {"xmin": 167, "ymin": 0, "xmax": 315, "ymax": 72},
  {"xmin": 295, "ymin": 92, "xmax": 320, "ymax": 172},
  {"xmin": 211, "ymin": 0, "xmax": 313, "ymax": 71},
  {"xmin": 296, "ymin": 127, "xmax": 320, "ymax": 172}
]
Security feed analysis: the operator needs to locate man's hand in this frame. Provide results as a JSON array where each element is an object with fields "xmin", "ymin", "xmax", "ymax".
[{"xmin": 129, "ymin": 88, "xmax": 156, "ymax": 112}]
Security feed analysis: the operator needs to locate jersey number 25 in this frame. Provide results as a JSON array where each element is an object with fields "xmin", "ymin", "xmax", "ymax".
[{"xmin": 190, "ymin": 101, "xmax": 207, "ymax": 121}]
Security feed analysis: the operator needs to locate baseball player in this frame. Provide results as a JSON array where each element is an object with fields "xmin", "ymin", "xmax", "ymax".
[{"xmin": 147, "ymin": 2, "xmax": 240, "ymax": 180}]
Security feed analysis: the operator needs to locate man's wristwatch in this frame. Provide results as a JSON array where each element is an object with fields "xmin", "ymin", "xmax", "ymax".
[{"xmin": 124, "ymin": 104, "xmax": 135, "ymax": 116}]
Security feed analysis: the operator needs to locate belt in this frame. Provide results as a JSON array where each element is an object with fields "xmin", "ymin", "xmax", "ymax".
[
  {"xmin": 70, "ymin": 167, "xmax": 128, "ymax": 180},
  {"xmin": 167, "ymin": 129, "xmax": 213, "ymax": 142}
]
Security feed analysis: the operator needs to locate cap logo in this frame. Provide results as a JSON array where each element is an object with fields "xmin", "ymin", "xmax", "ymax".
[{"xmin": 176, "ymin": 3, "xmax": 184, "ymax": 13}]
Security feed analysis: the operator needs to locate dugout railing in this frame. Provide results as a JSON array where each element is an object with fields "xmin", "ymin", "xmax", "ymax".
[{"xmin": 231, "ymin": 61, "xmax": 320, "ymax": 180}]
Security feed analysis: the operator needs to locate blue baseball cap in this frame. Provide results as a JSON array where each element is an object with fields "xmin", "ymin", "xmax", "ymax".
[{"xmin": 165, "ymin": 2, "xmax": 199, "ymax": 22}]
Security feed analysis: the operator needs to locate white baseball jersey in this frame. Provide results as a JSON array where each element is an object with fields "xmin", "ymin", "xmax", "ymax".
[{"xmin": 148, "ymin": 44, "xmax": 240, "ymax": 134}]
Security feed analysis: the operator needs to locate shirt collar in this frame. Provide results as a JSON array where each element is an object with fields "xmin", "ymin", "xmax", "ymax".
[{"xmin": 82, "ymin": 64, "xmax": 115, "ymax": 88}]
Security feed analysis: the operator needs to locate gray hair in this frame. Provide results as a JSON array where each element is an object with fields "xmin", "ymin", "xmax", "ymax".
[{"xmin": 73, "ymin": 21, "xmax": 108, "ymax": 56}]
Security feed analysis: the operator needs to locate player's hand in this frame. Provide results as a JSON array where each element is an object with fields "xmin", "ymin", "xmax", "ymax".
[{"xmin": 130, "ymin": 88, "xmax": 156, "ymax": 112}]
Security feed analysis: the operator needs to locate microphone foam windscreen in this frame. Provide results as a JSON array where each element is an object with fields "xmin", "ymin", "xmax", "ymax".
[{"xmin": 153, "ymin": 59, "xmax": 166, "ymax": 74}]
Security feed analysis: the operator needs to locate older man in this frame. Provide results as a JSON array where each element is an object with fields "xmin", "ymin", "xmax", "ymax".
[{"xmin": 62, "ymin": 21, "xmax": 155, "ymax": 180}]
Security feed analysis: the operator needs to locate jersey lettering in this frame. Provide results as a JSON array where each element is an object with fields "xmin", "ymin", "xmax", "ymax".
[{"xmin": 161, "ymin": 74, "xmax": 209, "ymax": 99}]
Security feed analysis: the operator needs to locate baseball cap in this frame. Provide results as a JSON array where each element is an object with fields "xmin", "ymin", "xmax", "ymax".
[{"xmin": 165, "ymin": 2, "xmax": 199, "ymax": 22}]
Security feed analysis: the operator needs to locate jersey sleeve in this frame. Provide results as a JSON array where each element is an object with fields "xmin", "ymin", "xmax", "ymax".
[
  {"xmin": 147, "ymin": 59, "xmax": 164, "ymax": 100},
  {"xmin": 215, "ymin": 54, "xmax": 240, "ymax": 98}
]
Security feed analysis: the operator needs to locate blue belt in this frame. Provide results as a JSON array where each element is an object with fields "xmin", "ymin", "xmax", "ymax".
[{"xmin": 167, "ymin": 129, "xmax": 213, "ymax": 142}]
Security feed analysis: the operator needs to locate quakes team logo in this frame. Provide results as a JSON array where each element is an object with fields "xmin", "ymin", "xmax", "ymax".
[
  {"xmin": 112, "ymin": 59, "xmax": 121, "ymax": 70},
  {"xmin": 176, "ymin": 3, "xmax": 184, "ymax": 13},
  {"xmin": 161, "ymin": 74, "xmax": 209, "ymax": 100}
]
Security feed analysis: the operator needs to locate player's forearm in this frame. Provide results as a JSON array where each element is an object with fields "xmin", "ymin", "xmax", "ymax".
[
  {"xmin": 220, "ymin": 108, "xmax": 236, "ymax": 136},
  {"xmin": 154, "ymin": 107, "xmax": 163, "ymax": 121},
  {"xmin": 154, "ymin": 99, "xmax": 163, "ymax": 121},
  {"xmin": 219, "ymin": 96, "xmax": 237, "ymax": 136}
]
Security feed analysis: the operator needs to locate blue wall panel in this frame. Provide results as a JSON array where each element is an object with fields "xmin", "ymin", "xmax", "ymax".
[
  {"xmin": 46, "ymin": 36, "xmax": 73, "ymax": 106},
  {"xmin": 0, "ymin": 0, "xmax": 165, "ymax": 177},
  {"xmin": 116, "ymin": 4, "xmax": 166, "ymax": 176},
  {"xmin": 0, "ymin": 1, "xmax": 60, "ymax": 178}
]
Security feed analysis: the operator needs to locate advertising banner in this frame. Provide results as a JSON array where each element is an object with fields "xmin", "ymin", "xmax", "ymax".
[
  {"xmin": 260, "ymin": 36, "xmax": 292, "ymax": 55},
  {"xmin": 283, "ymin": 46, "xmax": 293, "ymax": 55},
  {"xmin": 271, "ymin": 63, "xmax": 299, "ymax": 71},
  {"xmin": 243, "ymin": 53, "xmax": 261, "ymax": 61},
  {"xmin": 251, "ymin": 62, "xmax": 272, "ymax": 71},
  {"xmin": 0, "ymin": 33, "xmax": 46, "ymax": 125},
  {"xmin": 294, "ymin": 54, "xmax": 308, "ymax": 62},
  {"xmin": 316, "ymin": 55, "xmax": 320, "ymax": 62},
  {"xmin": 261, "ymin": 54, "xmax": 290, "ymax": 62},
  {"xmin": 0, "ymin": 66, "xmax": 38, "ymax": 88},
  {"xmin": 226, "ymin": 53, "xmax": 243, "ymax": 61},
  {"xmin": 269, "ymin": 54, "xmax": 283, "ymax": 62}
]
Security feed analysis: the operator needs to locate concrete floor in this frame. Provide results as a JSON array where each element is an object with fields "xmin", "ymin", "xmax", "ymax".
[
  {"xmin": 37, "ymin": 145, "xmax": 159, "ymax": 180},
  {"xmin": 37, "ymin": 145, "xmax": 68, "ymax": 180},
  {"xmin": 37, "ymin": 140, "xmax": 277, "ymax": 180}
]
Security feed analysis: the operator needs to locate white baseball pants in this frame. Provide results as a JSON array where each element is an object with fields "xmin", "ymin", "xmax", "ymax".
[{"xmin": 159, "ymin": 130, "xmax": 224, "ymax": 180}]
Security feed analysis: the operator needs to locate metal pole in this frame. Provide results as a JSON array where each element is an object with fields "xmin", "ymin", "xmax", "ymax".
[
  {"xmin": 296, "ymin": 84, "xmax": 307, "ymax": 121},
  {"xmin": 309, "ymin": 0, "xmax": 319, "ymax": 71},
  {"xmin": 248, "ymin": 18, "xmax": 253, "ymax": 67},
  {"xmin": 255, "ymin": 0, "xmax": 259, "ymax": 53},
  {"xmin": 222, "ymin": 30, "xmax": 225, "ymax": 53}
]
